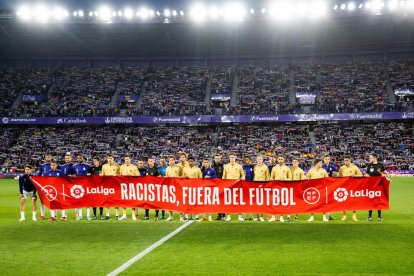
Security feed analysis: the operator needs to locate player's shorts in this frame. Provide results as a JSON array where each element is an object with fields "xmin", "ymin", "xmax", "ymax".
[{"xmin": 22, "ymin": 190, "xmax": 36, "ymax": 200}]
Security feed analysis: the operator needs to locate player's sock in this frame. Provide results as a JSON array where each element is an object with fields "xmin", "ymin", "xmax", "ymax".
[
  {"xmin": 123, "ymin": 209, "xmax": 127, "ymax": 216},
  {"xmin": 99, "ymin": 207, "xmax": 103, "ymax": 216},
  {"xmin": 106, "ymin": 209, "xmax": 110, "ymax": 216},
  {"xmin": 20, "ymin": 211, "xmax": 25, "ymax": 220},
  {"xmin": 378, "ymin": 210, "xmax": 382, "ymax": 218},
  {"xmin": 78, "ymin": 209, "xmax": 82, "ymax": 217},
  {"xmin": 62, "ymin": 210, "xmax": 67, "ymax": 218},
  {"xmin": 115, "ymin": 209, "xmax": 119, "ymax": 216},
  {"xmin": 87, "ymin": 208, "xmax": 91, "ymax": 217},
  {"xmin": 50, "ymin": 210, "xmax": 56, "ymax": 218},
  {"xmin": 40, "ymin": 204, "xmax": 45, "ymax": 216},
  {"xmin": 32, "ymin": 211, "xmax": 36, "ymax": 220}
]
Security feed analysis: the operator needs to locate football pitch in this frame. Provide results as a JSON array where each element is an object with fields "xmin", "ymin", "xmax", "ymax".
[{"xmin": 1, "ymin": 177, "xmax": 413, "ymax": 275}]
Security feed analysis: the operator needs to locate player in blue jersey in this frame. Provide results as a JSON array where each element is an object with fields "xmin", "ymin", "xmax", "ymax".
[
  {"xmin": 158, "ymin": 158, "xmax": 168, "ymax": 219},
  {"xmin": 59, "ymin": 154, "xmax": 75, "ymax": 221},
  {"xmin": 44, "ymin": 161, "xmax": 63, "ymax": 221},
  {"xmin": 37, "ymin": 153, "xmax": 53, "ymax": 220},
  {"xmin": 322, "ymin": 155, "xmax": 339, "ymax": 220},
  {"xmin": 242, "ymin": 156, "xmax": 255, "ymax": 220},
  {"xmin": 200, "ymin": 158, "xmax": 218, "ymax": 222},
  {"xmin": 73, "ymin": 154, "xmax": 90, "ymax": 220},
  {"xmin": 19, "ymin": 165, "xmax": 37, "ymax": 221},
  {"xmin": 61, "ymin": 154, "xmax": 75, "ymax": 177}
]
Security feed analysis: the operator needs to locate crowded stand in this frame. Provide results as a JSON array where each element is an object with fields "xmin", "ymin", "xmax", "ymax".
[
  {"xmin": 136, "ymin": 67, "xmax": 209, "ymax": 116},
  {"xmin": 1, "ymin": 61, "xmax": 414, "ymax": 117},
  {"xmin": 1, "ymin": 122, "xmax": 412, "ymax": 172},
  {"xmin": 235, "ymin": 66, "xmax": 293, "ymax": 115}
]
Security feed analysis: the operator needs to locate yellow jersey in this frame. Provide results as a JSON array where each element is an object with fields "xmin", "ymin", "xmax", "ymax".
[
  {"xmin": 120, "ymin": 164, "xmax": 140, "ymax": 176},
  {"xmin": 271, "ymin": 164, "xmax": 292, "ymax": 180},
  {"xmin": 101, "ymin": 163, "xmax": 120, "ymax": 176},
  {"xmin": 183, "ymin": 166, "xmax": 202, "ymax": 178},
  {"xmin": 307, "ymin": 167, "xmax": 328, "ymax": 180},
  {"xmin": 253, "ymin": 164, "xmax": 270, "ymax": 181},
  {"xmin": 223, "ymin": 163, "xmax": 245, "ymax": 180},
  {"xmin": 338, "ymin": 164, "xmax": 363, "ymax": 177},
  {"xmin": 291, "ymin": 167, "xmax": 306, "ymax": 181},
  {"xmin": 165, "ymin": 165, "xmax": 183, "ymax": 177}
]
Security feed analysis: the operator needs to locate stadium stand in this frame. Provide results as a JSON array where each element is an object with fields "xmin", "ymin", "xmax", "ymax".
[
  {"xmin": 1, "ymin": 61, "xmax": 414, "ymax": 117},
  {"xmin": 1, "ymin": 122, "xmax": 412, "ymax": 172}
]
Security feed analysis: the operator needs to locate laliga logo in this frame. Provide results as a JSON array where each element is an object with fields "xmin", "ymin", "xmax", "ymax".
[
  {"xmin": 41, "ymin": 185, "xmax": 58, "ymax": 201},
  {"xmin": 333, "ymin": 187, "xmax": 348, "ymax": 202},
  {"xmin": 153, "ymin": 117, "xmax": 159, "ymax": 122},
  {"xmin": 70, "ymin": 185, "xmax": 85, "ymax": 199},
  {"xmin": 2, "ymin": 117, "xmax": 9, "ymax": 124}
]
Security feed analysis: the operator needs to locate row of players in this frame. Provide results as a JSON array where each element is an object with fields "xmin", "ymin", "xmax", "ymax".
[{"xmin": 18, "ymin": 152, "xmax": 387, "ymax": 222}]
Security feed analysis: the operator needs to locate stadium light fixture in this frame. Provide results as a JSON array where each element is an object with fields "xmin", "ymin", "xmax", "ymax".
[
  {"xmin": 149, "ymin": 10, "xmax": 155, "ymax": 17},
  {"xmin": 223, "ymin": 3, "xmax": 246, "ymax": 22},
  {"xmin": 16, "ymin": 6, "xmax": 32, "ymax": 21},
  {"xmin": 156, "ymin": 11, "xmax": 161, "ymax": 16},
  {"xmin": 341, "ymin": 3, "xmax": 346, "ymax": 9},
  {"xmin": 78, "ymin": 10, "xmax": 84, "ymax": 17},
  {"xmin": 117, "ymin": 11, "xmax": 123, "ymax": 17},
  {"xmin": 73, "ymin": 11, "xmax": 78, "ymax": 17},
  {"xmin": 97, "ymin": 6, "xmax": 112, "ymax": 22},
  {"xmin": 164, "ymin": 9, "xmax": 171, "ymax": 17},
  {"xmin": 261, "ymin": 8, "xmax": 266, "ymax": 14},
  {"xmin": 269, "ymin": 1, "xmax": 294, "ymax": 21},
  {"xmin": 250, "ymin": 8, "xmax": 255, "ymax": 14},
  {"xmin": 388, "ymin": 0, "xmax": 399, "ymax": 10},
  {"xmin": 333, "ymin": 4, "xmax": 339, "ymax": 10},
  {"xmin": 359, "ymin": 3, "xmax": 364, "ymax": 8},
  {"xmin": 209, "ymin": 7, "xmax": 219, "ymax": 19},
  {"xmin": 190, "ymin": 4, "xmax": 207, "ymax": 22},
  {"xmin": 124, "ymin": 8, "xmax": 133, "ymax": 19},
  {"xmin": 52, "ymin": 7, "xmax": 69, "ymax": 21},
  {"xmin": 139, "ymin": 8, "xmax": 149, "ymax": 19},
  {"xmin": 180, "ymin": 10, "xmax": 184, "ymax": 16},
  {"xmin": 297, "ymin": 2, "xmax": 309, "ymax": 17},
  {"xmin": 348, "ymin": 2, "xmax": 356, "ymax": 10},
  {"xmin": 172, "ymin": 10, "xmax": 177, "ymax": 16},
  {"xmin": 309, "ymin": 1, "xmax": 328, "ymax": 19},
  {"xmin": 34, "ymin": 4, "xmax": 49, "ymax": 23}
]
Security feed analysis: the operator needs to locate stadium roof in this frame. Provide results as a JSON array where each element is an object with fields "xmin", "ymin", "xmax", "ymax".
[{"xmin": 0, "ymin": 12, "xmax": 414, "ymax": 60}]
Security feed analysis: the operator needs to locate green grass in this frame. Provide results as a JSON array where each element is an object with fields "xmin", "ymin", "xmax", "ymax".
[{"xmin": 1, "ymin": 177, "xmax": 413, "ymax": 275}]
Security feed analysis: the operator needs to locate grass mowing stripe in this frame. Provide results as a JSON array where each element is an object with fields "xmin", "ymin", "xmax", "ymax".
[{"xmin": 107, "ymin": 220, "xmax": 194, "ymax": 276}]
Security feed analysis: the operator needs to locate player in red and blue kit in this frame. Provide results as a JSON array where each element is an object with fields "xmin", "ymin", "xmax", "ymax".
[
  {"xmin": 73, "ymin": 154, "xmax": 90, "ymax": 220},
  {"xmin": 322, "ymin": 155, "xmax": 339, "ymax": 220}
]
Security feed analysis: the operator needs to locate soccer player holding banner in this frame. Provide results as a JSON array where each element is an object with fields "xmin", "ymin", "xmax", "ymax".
[
  {"xmin": 253, "ymin": 155, "xmax": 270, "ymax": 221},
  {"xmin": 120, "ymin": 155, "xmax": 140, "ymax": 220},
  {"xmin": 334, "ymin": 156, "xmax": 363, "ymax": 221},
  {"xmin": 200, "ymin": 158, "xmax": 217, "ymax": 222},
  {"xmin": 182, "ymin": 156, "xmax": 203, "ymax": 221},
  {"xmin": 165, "ymin": 156, "xmax": 183, "ymax": 221},
  {"xmin": 222, "ymin": 153, "xmax": 245, "ymax": 222},
  {"xmin": 101, "ymin": 154, "xmax": 120, "ymax": 220},
  {"xmin": 37, "ymin": 153, "xmax": 53, "ymax": 220},
  {"xmin": 290, "ymin": 158, "xmax": 306, "ymax": 222},
  {"xmin": 365, "ymin": 153, "xmax": 387, "ymax": 221},
  {"xmin": 269, "ymin": 155, "xmax": 292, "ymax": 222},
  {"xmin": 307, "ymin": 159, "xmax": 329, "ymax": 222},
  {"xmin": 73, "ymin": 154, "xmax": 90, "ymax": 220}
]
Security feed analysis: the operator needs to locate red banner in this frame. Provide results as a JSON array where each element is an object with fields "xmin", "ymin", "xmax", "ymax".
[{"xmin": 31, "ymin": 176, "xmax": 390, "ymax": 214}]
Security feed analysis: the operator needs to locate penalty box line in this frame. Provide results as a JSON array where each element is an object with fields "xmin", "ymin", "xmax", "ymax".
[{"xmin": 107, "ymin": 220, "xmax": 194, "ymax": 276}]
